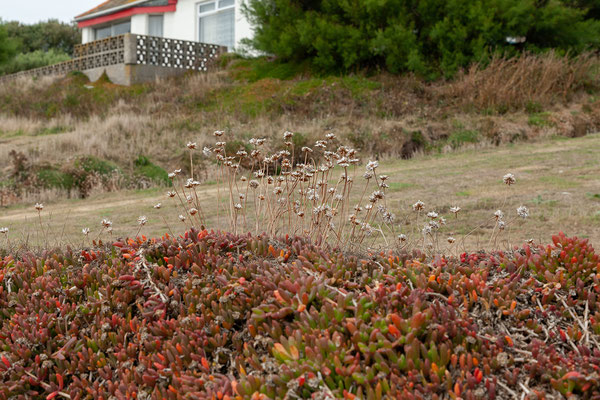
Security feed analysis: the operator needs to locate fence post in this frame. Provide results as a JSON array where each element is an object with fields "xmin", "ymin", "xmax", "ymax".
[{"xmin": 123, "ymin": 34, "xmax": 138, "ymax": 65}]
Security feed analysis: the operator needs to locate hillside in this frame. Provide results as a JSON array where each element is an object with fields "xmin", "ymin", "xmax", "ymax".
[
  {"xmin": 1, "ymin": 53, "xmax": 600, "ymax": 209},
  {"xmin": 0, "ymin": 133, "xmax": 598, "ymax": 249}
]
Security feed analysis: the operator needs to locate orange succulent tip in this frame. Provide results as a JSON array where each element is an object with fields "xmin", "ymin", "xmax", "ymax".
[
  {"xmin": 428, "ymin": 275, "xmax": 436, "ymax": 282},
  {"xmin": 431, "ymin": 363, "xmax": 439, "ymax": 374},
  {"xmin": 505, "ymin": 336, "xmax": 514, "ymax": 347},
  {"xmin": 472, "ymin": 357, "xmax": 479, "ymax": 367},
  {"xmin": 454, "ymin": 383, "xmax": 461, "ymax": 396},
  {"xmin": 297, "ymin": 304, "xmax": 306, "ymax": 312},
  {"xmin": 201, "ymin": 357, "xmax": 210, "ymax": 369}
]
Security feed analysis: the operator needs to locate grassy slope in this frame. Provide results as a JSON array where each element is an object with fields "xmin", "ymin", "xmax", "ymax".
[{"xmin": 1, "ymin": 134, "xmax": 598, "ymax": 249}]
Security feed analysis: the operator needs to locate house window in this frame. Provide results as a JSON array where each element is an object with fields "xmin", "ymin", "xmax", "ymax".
[
  {"xmin": 198, "ymin": 0, "xmax": 235, "ymax": 50},
  {"xmin": 149, "ymin": 15, "xmax": 164, "ymax": 37},
  {"xmin": 94, "ymin": 20, "xmax": 131, "ymax": 40}
]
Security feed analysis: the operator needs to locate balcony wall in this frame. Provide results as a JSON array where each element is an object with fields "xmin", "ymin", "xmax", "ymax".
[{"xmin": 0, "ymin": 34, "xmax": 226, "ymax": 86}]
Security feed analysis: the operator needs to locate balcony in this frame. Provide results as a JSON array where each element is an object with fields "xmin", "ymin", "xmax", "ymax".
[{"xmin": 0, "ymin": 34, "xmax": 227, "ymax": 86}]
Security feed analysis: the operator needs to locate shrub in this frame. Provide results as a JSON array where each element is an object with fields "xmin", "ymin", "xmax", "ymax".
[
  {"xmin": 0, "ymin": 49, "xmax": 70, "ymax": 75},
  {"xmin": 243, "ymin": 0, "xmax": 600, "ymax": 77},
  {"xmin": 134, "ymin": 155, "xmax": 170, "ymax": 186},
  {"xmin": 0, "ymin": 25, "xmax": 17, "ymax": 66}
]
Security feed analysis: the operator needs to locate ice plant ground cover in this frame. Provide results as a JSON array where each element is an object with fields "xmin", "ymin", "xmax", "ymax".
[{"xmin": 0, "ymin": 229, "xmax": 598, "ymax": 399}]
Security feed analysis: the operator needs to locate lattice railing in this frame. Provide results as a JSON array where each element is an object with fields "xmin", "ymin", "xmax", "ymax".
[
  {"xmin": 135, "ymin": 36, "xmax": 222, "ymax": 71},
  {"xmin": 0, "ymin": 34, "xmax": 225, "ymax": 83},
  {"xmin": 73, "ymin": 35, "xmax": 126, "ymax": 58}
]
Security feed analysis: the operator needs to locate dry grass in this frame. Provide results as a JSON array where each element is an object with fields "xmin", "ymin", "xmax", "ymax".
[
  {"xmin": 2, "ymin": 52, "xmax": 600, "ymax": 207},
  {"xmin": 1, "ymin": 133, "xmax": 598, "ymax": 250},
  {"xmin": 437, "ymin": 52, "xmax": 600, "ymax": 112}
]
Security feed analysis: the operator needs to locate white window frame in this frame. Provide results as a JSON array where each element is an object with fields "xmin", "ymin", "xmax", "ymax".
[{"xmin": 197, "ymin": 0, "xmax": 235, "ymax": 48}]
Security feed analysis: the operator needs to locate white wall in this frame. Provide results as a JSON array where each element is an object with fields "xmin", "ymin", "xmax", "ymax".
[
  {"xmin": 164, "ymin": 0, "xmax": 253, "ymax": 49},
  {"xmin": 234, "ymin": 0, "xmax": 254, "ymax": 51},
  {"xmin": 82, "ymin": 27, "xmax": 94, "ymax": 44},
  {"xmin": 164, "ymin": 0, "xmax": 196, "ymax": 42},
  {"xmin": 131, "ymin": 14, "xmax": 149, "ymax": 36}
]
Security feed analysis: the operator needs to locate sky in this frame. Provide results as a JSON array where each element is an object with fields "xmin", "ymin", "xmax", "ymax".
[{"xmin": 0, "ymin": 0, "xmax": 100, "ymax": 24}]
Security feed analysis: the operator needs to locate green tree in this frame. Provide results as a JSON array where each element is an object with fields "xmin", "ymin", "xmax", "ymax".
[
  {"xmin": 242, "ymin": 0, "xmax": 600, "ymax": 77},
  {"xmin": 0, "ymin": 24, "xmax": 18, "ymax": 65},
  {"xmin": 2, "ymin": 19, "xmax": 80, "ymax": 55}
]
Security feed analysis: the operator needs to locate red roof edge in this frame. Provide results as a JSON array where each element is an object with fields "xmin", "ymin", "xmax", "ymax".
[{"xmin": 77, "ymin": 0, "xmax": 177, "ymax": 28}]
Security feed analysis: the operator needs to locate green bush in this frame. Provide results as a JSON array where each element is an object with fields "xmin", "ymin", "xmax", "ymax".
[
  {"xmin": 77, "ymin": 156, "xmax": 119, "ymax": 175},
  {"xmin": 243, "ymin": 0, "xmax": 600, "ymax": 77},
  {"xmin": 37, "ymin": 167, "xmax": 74, "ymax": 190},
  {"xmin": 0, "ymin": 24, "xmax": 17, "ymax": 65},
  {"xmin": 134, "ymin": 155, "xmax": 170, "ymax": 185},
  {"xmin": 0, "ymin": 49, "xmax": 70, "ymax": 75},
  {"xmin": 1, "ymin": 19, "xmax": 80, "ymax": 55}
]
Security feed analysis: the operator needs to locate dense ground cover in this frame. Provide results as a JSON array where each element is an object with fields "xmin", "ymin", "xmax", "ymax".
[{"xmin": 0, "ymin": 229, "xmax": 598, "ymax": 398}]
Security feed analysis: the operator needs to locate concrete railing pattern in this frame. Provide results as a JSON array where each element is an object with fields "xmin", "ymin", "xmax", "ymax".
[{"xmin": 0, "ymin": 34, "xmax": 225, "ymax": 83}]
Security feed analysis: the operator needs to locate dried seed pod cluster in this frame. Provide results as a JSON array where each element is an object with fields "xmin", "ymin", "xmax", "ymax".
[{"xmin": 0, "ymin": 230, "xmax": 598, "ymax": 399}]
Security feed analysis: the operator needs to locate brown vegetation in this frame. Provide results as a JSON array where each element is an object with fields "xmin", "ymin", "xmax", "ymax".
[{"xmin": 0, "ymin": 52, "xmax": 599, "ymax": 207}]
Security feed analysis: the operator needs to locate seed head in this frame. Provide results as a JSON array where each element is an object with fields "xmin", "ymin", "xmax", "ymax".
[
  {"xmin": 315, "ymin": 140, "xmax": 327, "ymax": 149},
  {"xmin": 412, "ymin": 201, "xmax": 425, "ymax": 212},
  {"xmin": 398, "ymin": 234, "xmax": 407, "ymax": 242},
  {"xmin": 517, "ymin": 206, "xmax": 529, "ymax": 219},
  {"xmin": 101, "ymin": 219, "xmax": 112, "ymax": 228},
  {"xmin": 503, "ymin": 173, "xmax": 516, "ymax": 186},
  {"xmin": 167, "ymin": 191, "xmax": 176, "ymax": 198},
  {"xmin": 214, "ymin": 130, "xmax": 225, "ymax": 137},
  {"xmin": 138, "ymin": 216, "xmax": 148, "ymax": 226},
  {"xmin": 82, "ymin": 227, "xmax": 90, "ymax": 236},
  {"xmin": 450, "ymin": 206, "xmax": 461, "ymax": 215},
  {"xmin": 0, "ymin": 227, "xmax": 8, "ymax": 234},
  {"xmin": 366, "ymin": 160, "xmax": 379, "ymax": 171},
  {"xmin": 203, "ymin": 147, "xmax": 212, "ymax": 157},
  {"xmin": 325, "ymin": 133, "xmax": 336, "ymax": 140},
  {"xmin": 447, "ymin": 236, "xmax": 456, "ymax": 244},
  {"xmin": 283, "ymin": 131, "xmax": 294, "ymax": 140},
  {"xmin": 427, "ymin": 211, "xmax": 438, "ymax": 220},
  {"xmin": 179, "ymin": 215, "xmax": 186, "ymax": 222},
  {"xmin": 494, "ymin": 210, "xmax": 504, "ymax": 220},
  {"xmin": 187, "ymin": 142, "xmax": 197, "ymax": 150},
  {"xmin": 35, "ymin": 203, "xmax": 44, "ymax": 211},
  {"xmin": 154, "ymin": 203, "xmax": 162, "ymax": 209}
]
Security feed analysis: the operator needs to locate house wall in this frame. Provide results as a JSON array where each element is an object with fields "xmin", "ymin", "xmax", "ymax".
[
  {"xmin": 165, "ymin": 0, "xmax": 253, "ymax": 50},
  {"xmin": 79, "ymin": 0, "xmax": 254, "ymax": 49},
  {"xmin": 82, "ymin": 27, "xmax": 95, "ymax": 44},
  {"xmin": 131, "ymin": 14, "xmax": 149, "ymax": 36}
]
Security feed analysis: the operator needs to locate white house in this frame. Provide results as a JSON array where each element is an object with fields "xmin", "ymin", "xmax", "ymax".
[{"xmin": 75, "ymin": 0, "xmax": 254, "ymax": 51}]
